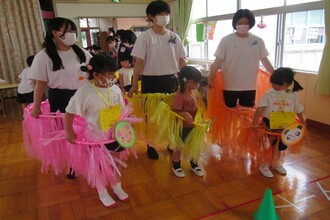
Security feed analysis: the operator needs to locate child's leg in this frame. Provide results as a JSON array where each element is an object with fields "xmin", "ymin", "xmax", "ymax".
[
  {"xmin": 112, "ymin": 162, "xmax": 129, "ymax": 201},
  {"xmin": 97, "ymin": 187, "xmax": 116, "ymax": 207},
  {"xmin": 171, "ymin": 150, "xmax": 185, "ymax": 177},
  {"xmin": 273, "ymin": 140, "xmax": 287, "ymax": 175},
  {"xmin": 190, "ymin": 160, "xmax": 204, "ymax": 177}
]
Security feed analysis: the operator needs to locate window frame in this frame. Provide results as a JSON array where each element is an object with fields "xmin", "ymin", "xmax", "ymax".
[{"xmin": 188, "ymin": 0, "xmax": 325, "ymax": 72}]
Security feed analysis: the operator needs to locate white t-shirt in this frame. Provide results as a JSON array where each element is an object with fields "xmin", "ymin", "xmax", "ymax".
[
  {"xmin": 28, "ymin": 48, "xmax": 92, "ymax": 90},
  {"xmin": 258, "ymin": 89, "xmax": 304, "ymax": 118},
  {"xmin": 66, "ymin": 83, "xmax": 125, "ymax": 132},
  {"xmin": 18, "ymin": 67, "xmax": 35, "ymax": 94},
  {"xmin": 131, "ymin": 29, "xmax": 186, "ymax": 76},
  {"xmin": 214, "ymin": 33, "xmax": 269, "ymax": 90},
  {"xmin": 118, "ymin": 67, "xmax": 134, "ymax": 87}
]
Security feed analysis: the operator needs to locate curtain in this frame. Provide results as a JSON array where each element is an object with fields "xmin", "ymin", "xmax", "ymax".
[
  {"xmin": 178, "ymin": 0, "xmax": 193, "ymax": 46},
  {"xmin": 0, "ymin": 0, "xmax": 44, "ymax": 96},
  {"xmin": 315, "ymin": 0, "xmax": 330, "ymax": 95}
]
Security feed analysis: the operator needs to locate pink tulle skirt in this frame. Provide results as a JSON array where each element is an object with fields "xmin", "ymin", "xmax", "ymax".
[{"xmin": 23, "ymin": 100, "xmax": 141, "ymax": 190}]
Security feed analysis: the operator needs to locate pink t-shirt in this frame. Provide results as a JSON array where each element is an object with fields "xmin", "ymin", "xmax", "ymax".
[{"xmin": 172, "ymin": 91, "xmax": 197, "ymax": 128}]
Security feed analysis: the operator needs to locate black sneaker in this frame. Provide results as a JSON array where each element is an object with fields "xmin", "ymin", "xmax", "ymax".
[
  {"xmin": 147, "ymin": 146, "xmax": 159, "ymax": 160},
  {"xmin": 67, "ymin": 168, "xmax": 76, "ymax": 179}
]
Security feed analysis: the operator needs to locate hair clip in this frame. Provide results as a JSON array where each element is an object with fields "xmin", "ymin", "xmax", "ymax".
[{"xmin": 87, "ymin": 65, "xmax": 93, "ymax": 71}]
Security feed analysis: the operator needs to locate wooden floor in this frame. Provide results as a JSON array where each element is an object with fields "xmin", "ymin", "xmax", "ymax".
[{"xmin": 1, "ymin": 98, "xmax": 330, "ymax": 220}]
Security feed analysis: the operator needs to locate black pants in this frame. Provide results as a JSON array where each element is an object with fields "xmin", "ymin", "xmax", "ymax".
[
  {"xmin": 105, "ymin": 141, "xmax": 126, "ymax": 152},
  {"xmin": 223, "ymin": 90, "xmax": 256, "ymax": 107},
  {"xmin": 141, "ymin": 74, "xmax": 177, "ymax": 94},
  {"xmin": 262, "ymin": 117, "xmax": 288, "ymax": 151},
  {"xmin": 48, "ymin": 88, "xmax": 76, "ymax": 113}
]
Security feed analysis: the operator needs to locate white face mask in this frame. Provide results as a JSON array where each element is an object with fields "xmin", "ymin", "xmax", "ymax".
[
  {"xmin": 59, "ymin": 32, "xmax": 77, "ymax": 46},
  {"xmin": 236, "ymin": 25, "xmax": 250, "ymax": 35},
  {"xmin": 99, "ymin": 74, "xmax": 117, "ymax": 87},
  {"xmin": 155, "ymin": 15, "xmax": 170, "ymax": 27}
]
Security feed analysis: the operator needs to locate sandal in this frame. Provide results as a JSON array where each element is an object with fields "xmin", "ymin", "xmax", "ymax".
[
  {"xmin": 190, "ymin": 166, "xmax": 204, "ymax": 177},
  {"xmin": 172, "ymin": 167, "xmax": 185, "ymax": 178}
]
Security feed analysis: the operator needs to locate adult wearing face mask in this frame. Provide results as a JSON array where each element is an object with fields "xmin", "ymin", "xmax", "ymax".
[
  {"xmin": 128, "ymin": 0, "xmax": 186, "ymax": 159},
  {"xmin": 208, "ymin": 9, "xmax": 274, "ymax": 108},
  {"xmin": 29, "ymin": 17, "xmax": 92, "ymax": 117},
  {"xmin": 28, "ymin": 17, "xmax": 92, "ymax": 179}
]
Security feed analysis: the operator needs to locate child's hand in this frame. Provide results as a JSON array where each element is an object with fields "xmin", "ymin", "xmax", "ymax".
[
  {"xmin": 66, "ymin": 131, "xmax": 76, "ymax": 144},
  {"xmin": 182, "ymin": 112, "xmax": 194, "ymax": 125}
]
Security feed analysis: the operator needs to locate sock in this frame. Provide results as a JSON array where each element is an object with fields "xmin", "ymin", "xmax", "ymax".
[
  {"xmin": 190, "ymin": 160, "xmax": 198, "ymax": 169},
  {"xmin": 98, "ymin": 188, "xmax": 116, "ymax": 207},
  {"xmin": 113, "ymin": 182, "xmax": 129, "ymax": 201},
  {"xmin": 172, "ymin": 160, "xmax": 181, "ymax": 170}
]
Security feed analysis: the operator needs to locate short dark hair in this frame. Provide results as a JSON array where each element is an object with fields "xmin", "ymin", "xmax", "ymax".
[
  {"xmin": 146, "ymin": 0, "xmax": 171, "ymax": 17},
  {"xmin": 232, "ymin": 9, "xmax": 255, "ymax": 30},
  {"xmin": 26, "ymin": 55, "xmax": 35, "ymax": 67},
  {"xmin": 121, "ymin": 30, "xmax": 137, "ymax": 45}
]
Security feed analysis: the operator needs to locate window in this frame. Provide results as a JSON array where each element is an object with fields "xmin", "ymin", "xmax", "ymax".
[
  {"xmin": 79, "ymin": 18, "xmax": 100, "ymax": 48},
  {"xmin": 283, "ymin": 10, "xmax": 325, "ymax": 71},
  {"xmin": 188, "ymin": 0, "xmax": 325, "ymax": 72}
]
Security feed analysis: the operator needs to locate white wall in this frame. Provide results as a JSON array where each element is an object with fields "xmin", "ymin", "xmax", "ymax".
[{"xmin": 55, "ymin": 3, "xmax": 147, "ymax": 18}]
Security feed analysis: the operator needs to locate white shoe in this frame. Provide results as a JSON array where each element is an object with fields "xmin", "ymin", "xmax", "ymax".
[
  {"xmin": 113, "ymin": 182, "xmax": 129, "ymax": 201},
  {"xmin": 172, "ymin": 167, "xmax": 185, "ymax": 178},
  {"xmin": 98, "ymin": 188, "xmax": 117, "ymax": 208},
  {"xmin": 190, "ymin": 166, "xmax": 205, "ymax": 177},
  {"xmin": 276, "ymin": 166, "xmax": 287, "ymax": 175},
  {"xmin": 259, "ymin": 165, "xmax": 273, "ymax": 178}
]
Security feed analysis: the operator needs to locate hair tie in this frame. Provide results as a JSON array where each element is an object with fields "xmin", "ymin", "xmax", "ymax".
[
  {"xmin": 87, "ymin": 65, "xmax": 93, "ymax": 71},
  {"xmin": 183, "ymin": 77, "xmax": 187, "ymax": 82}
]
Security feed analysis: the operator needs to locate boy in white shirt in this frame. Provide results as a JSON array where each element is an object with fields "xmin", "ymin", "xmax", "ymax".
[
  {"xmin": 118, "ymin": 54, "xmax": 134, "ymax": 93},
  {"xmin": 16, "ymin": 55, "xmax": 35, "ymax": 109}
]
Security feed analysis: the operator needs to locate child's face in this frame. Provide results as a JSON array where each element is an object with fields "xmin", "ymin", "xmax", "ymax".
[
  {"xmin": 120, "ymin": 60, "xmax": 130, "ymax": 68},
  {"xmin": 272, "ymin": 82, "xmax": 291, "ymax": 91},
  {"xmin": 96, "ymin": 71, "xmax": 117, "ymax": 87},
  {"xmin": 186, "ymin": 80, "xmax": 199, "ymax": 91}
]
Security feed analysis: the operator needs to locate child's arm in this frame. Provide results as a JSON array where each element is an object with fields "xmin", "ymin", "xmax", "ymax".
[
  {"xmin": 118, "ymin": 74, "xmax": 125, "ymax": 93},
  {"xmin": 252, "ymin": 107, "xmax": 266, "ymax": 127},
  {"xmin": 65, "ymin": 112, "xmax": 76, "ymax": 144},
  {"xmin": 296, "ymin": 112, "xmax": 306, "ymax": 126},
  {"xmin": 174, "ymin": 111, "xmax": 194, "ymax": 125}
]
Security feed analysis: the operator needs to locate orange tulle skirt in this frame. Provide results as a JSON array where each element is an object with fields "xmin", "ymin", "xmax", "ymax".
[{"xmin": 206, "ymin": 69, "xmax": 305, "ymax": 164}]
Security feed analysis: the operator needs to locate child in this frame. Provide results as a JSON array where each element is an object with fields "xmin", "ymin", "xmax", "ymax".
[
  {"xmin": 252, "ymin": 67, "xmax": 305, "ymax": 178},
  {"xmin": 64, "ymin": 54, "xmax": 128, "ymax": 207},
  {"xmin": 118, "ymin": 54, "xmax": 134, "ymax": 93},
  {"xmin": 170, "ymin": 66, "xmax": 205, "ymax": 178},
  {"xmin": 16, "ymin": 55, "xmax": 35, "ymax": 110}
]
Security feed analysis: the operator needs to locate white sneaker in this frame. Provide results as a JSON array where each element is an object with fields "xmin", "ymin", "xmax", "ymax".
[
  {"xmin": 190, "ymin": 166, "xmax": 205, "ymax": 177},
  {"xmin": 98, "ymin": 188, "xmax": 117, "ymax": 208},
  {"xmin": 276, "ymin": 166, "xmax": 287, "ymax": 175},
  {"xmin": 172, "ymin": 167, "xmax": 185, "ymax": 178},
  {"xmin": 259, "ymin": 165, "xmax": 273, "ymax": 178}
]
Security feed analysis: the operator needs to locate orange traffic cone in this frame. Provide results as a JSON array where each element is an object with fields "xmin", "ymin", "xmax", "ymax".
[{"xmin": 253, "ymin": 188, "xmax": 280, "ymax": 220}]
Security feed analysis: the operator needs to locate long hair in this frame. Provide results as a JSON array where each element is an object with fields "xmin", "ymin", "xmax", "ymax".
[
  {"xmin": 271, "ymin": 67, "xmax": 303, "ymax": 92},
  {"xmin": 44, "ymin": 17, "xmax": 86, "ymax": 71}
]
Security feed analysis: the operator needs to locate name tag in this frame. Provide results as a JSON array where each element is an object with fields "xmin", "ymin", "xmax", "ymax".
[
  {"xmin": 99, "ymin": 105, "xmax": 121, "ymax": 131},
  {"xmin": 269, "ymin": 111, "xmax": 296, "ymax": 129}
]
